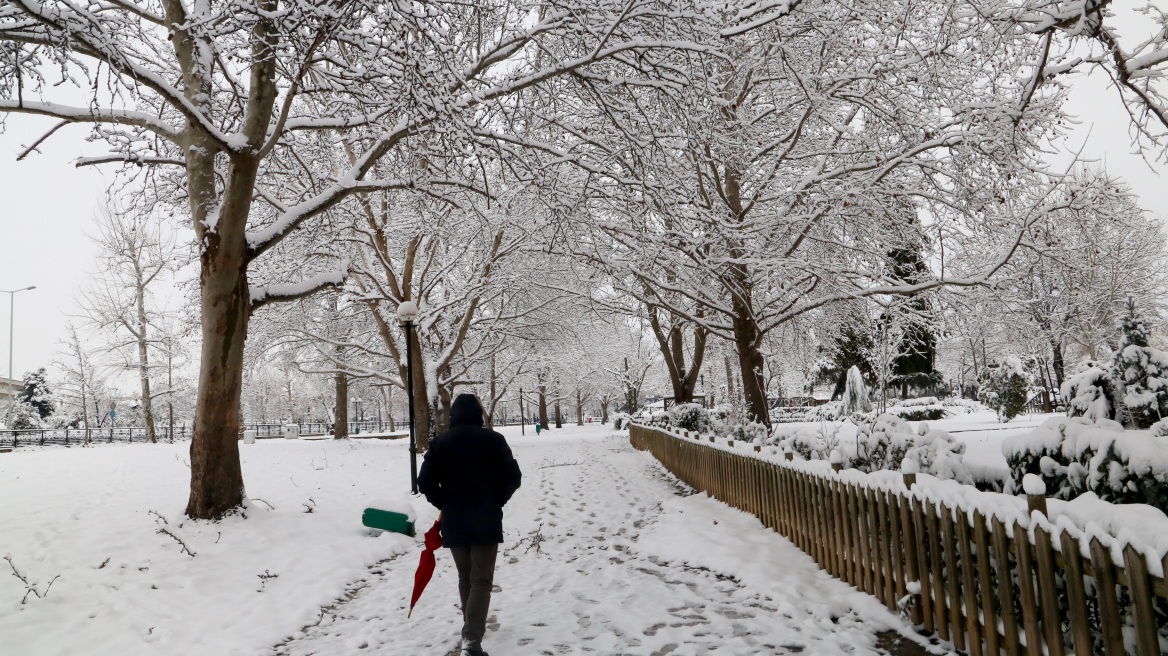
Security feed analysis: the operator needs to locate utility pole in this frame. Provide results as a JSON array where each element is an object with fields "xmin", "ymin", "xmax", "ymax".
[{"xmin": 3, "ymin": 286, "xmax": 36, "ymax": 426}]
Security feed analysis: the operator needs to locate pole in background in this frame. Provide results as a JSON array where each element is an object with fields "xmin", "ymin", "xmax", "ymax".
[
  {"xmin": 397, "ymin": 301, "xmax": 420, "ymax": 494},
  {"xmin": 3, "ymin": 286, "xmax": 35, "ymax": 427},
  {"xmin": 519, "ymin": 387, "xmax": 525, "ymax": 436}
]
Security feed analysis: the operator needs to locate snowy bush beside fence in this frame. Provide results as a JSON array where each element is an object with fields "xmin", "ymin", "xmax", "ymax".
[
  {"xmin": 612, "ymin": 413, "xmax": 632, "ymax": 430},
  {"xmin": 1003, "ymin": 416, "xmax": 1168, "ymax": 512},
  {"xmin": 776, "ymin": 414, "xmax": 973, "ymax": 484},
  {"xmin": 667, "ymin": 403, "xmax": 711, "ymax": 433}
]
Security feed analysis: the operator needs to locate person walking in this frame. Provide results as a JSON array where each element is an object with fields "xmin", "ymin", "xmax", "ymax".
[{"xmin": 418, "ymin": 394, "xmax": 522, "ymax": 656}]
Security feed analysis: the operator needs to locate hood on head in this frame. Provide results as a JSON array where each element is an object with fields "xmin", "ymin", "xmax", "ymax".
[{"xmin": 449, "ymin": 393, "xmax": 485, "ymax": 428}]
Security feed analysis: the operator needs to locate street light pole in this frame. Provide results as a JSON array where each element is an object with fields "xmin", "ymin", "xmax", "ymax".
[
  {"xmin": 3, "ymin": 286, "xmax": 36, "ymax": 426},
  {"xmin": 519, "ymin": 387, "xmax": 525, "ymax": 436},
  {"xmin": 397, "ymin": 301, "xmax": 420, "ymax": 494}
]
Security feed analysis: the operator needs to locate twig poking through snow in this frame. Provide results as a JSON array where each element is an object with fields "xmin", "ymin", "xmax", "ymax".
[
  {"xmin": 147, "ymin": 509, "xmax": 168, "ymax": 525},
  {"xmin": 97, "ymin": 557, "xmax": 111, "ymax": 569},
  {"xmin": 302, "ymin": 497, "xmax": 316, "ymax": 514},
  {"xmin": 157, "ymin": 528, "xmax": 196, "ymax": 558},
  {"xmin": 251, "ymin": 498, "xmax": 275, "ymax": 510},
  {"xmin": 538, "ymin": 461, "xmax": 581, "ymax": 469},
  {"xmin": 4, "ymin": 556, "xmax": 60, "ymax": 604},
  {"xmin": 257, "ymin": 570, "xmax": 279, "ymax": 592},
  {"xmin": 505, "ymin": 524, "xmax": 546, "ymax": 557}
]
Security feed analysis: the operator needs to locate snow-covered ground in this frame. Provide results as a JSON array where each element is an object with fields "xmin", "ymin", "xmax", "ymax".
[
  {"xmin": 2, "ymin": 425, "xmax": 932, "ymax": 655},
  {"xmin": 928, "ymin": 410, "xmax": 1054, "ymax": 471}
]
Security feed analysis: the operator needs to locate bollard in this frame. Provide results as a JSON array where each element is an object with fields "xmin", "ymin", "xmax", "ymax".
[{"xmin": 243, "ymin": 429, "xmax": 256, "ymax": 444}]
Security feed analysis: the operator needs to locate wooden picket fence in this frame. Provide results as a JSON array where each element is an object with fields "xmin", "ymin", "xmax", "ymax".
[{"xmin": 630, "ymin": 423, "xmax": 1168, "ymax": 655}]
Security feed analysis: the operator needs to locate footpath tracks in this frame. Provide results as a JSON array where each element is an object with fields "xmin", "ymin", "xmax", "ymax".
[{"xmin": 271, "ymin": 433, "xmax": 930, "ymax": 656}]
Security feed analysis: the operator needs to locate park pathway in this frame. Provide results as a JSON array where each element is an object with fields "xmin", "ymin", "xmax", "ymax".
[{"xmin": 270, "ymin": 429, "xmax": 936, "ymax": 656}]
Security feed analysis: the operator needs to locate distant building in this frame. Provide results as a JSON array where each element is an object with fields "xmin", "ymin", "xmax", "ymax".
[{"xmin": 0, "ymin": 376, "xmax": 20, "ymax": 408}]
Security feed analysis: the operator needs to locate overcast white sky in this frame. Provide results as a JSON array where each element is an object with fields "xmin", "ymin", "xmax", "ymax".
[{"xmin": 0, "ymin": 59, "xmax": 1165, "ymax": 384}]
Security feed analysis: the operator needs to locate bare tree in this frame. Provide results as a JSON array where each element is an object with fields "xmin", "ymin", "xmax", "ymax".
[{"xmin": 80, "ymin": 203, "xmax": 179, "ymax": 444}]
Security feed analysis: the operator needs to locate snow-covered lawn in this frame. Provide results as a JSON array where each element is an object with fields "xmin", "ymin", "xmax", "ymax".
[
  {"xmin": 928, "ymin": 410, "xmax": 1055, "ymax": 472},
  {"xmin": 2, "ymin": 426, "xmax": 929, "ymax": 655}
]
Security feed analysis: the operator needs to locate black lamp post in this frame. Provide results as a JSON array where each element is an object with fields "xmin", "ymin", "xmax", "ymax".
[{"xmin": 397, "ymin": 300, "xmax": 420, "ymax": 494}]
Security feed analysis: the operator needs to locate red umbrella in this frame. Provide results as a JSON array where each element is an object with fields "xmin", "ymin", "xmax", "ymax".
[{"xmin": 408, "ymin": 518, "xmax": 443, "ymax": 617}]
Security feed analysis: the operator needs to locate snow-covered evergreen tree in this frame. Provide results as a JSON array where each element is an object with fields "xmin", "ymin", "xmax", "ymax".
[
  {"xmin": 1111, "ymin": 299, "xmax": 1168, "ymax": 428},
  {"xmin": 841, "ymin": 366, "xmax": 873, "ymax": 416},
  {"xmin": 20, "ymin": 368, "xmax": 55, "ymax": 420},
  {"xmin": 980, "ymin": 357, "xmax": 1030, "ymax": 422}
]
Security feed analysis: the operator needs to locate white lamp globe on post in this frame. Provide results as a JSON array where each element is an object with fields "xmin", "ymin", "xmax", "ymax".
[{"xmin": 397, "ymin": 300, "xmax": 420, "ymax": 494}]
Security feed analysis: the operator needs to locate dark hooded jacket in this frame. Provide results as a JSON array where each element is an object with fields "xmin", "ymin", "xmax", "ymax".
[{"xmin": 417, "ymin": 394, "xmax": 522, "ymax": 546}]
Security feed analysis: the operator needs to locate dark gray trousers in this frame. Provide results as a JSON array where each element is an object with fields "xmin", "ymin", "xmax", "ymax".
[{"xmin": 448, "ymin": 544, "xmax": 498, "ymax": 651}]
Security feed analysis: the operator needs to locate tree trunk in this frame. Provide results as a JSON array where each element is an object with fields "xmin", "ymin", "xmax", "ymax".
[
  {"xmin": 576, "ymin": 390, "xmax": 583, "ymax": 425},
  {"xmin": 538, "ymin": 385, "xmax": 549, "ymax": 429},
  {"xmin": 554, "ymin": 401, "xmax": 562, "ymax": 428},
  {"xmin": 600, "ymin": 396, "xmax": 610, "ymax": 423},
  {"xmin": 410, "ymin": 327, "xmax": 433, "ymax": 451},
  {"xmin": 1051, "ymin": 339, "xmax": 1065, "ymax": 387},
  {"xmin": 724, "ymin": 354, "xmax": 735, "ymax": 403},
  {"xmin": 334, "ymin": 371, "xmax": 349, "ymax": 439},
  {"xmin": 186, "ymin": 228, "xmax": 249, "ymax": 519},
  {"xmin": 733, "ymin": 331, "xmax": 770, "ymax": 424},
  {"xmin": 167, "ymin": 345, "xmax": 175, "ymax": 443},
  {"xmin": 647, "ymin": 305, "xmax": 708, "ymax": 406},
  {"xmin": 487, "ymin": 354, "xmax": 497, "ymax": 429},
  {"xmin": 732, "ymin": 311, "xmax": 771, "ymax": 426},
  {"xmin": 622, "ymin": 357, "xmax": 639, "ymax": 413}
]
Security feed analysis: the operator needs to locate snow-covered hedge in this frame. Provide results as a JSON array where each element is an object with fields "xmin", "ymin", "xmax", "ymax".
[
  {"xmin": 1003, "ymin": 416, "xmax": 1168, "ymax": 512},
  {"xmin": 803, "ymin": 401, "xmax": 843, "ymax": 422},
  {"xmin": 940, "ymin": 397, "xmax": 989, "ymax": 415},
  {"xmin": 775, "ymin": 414, "xmax": 973, "ymax": 484},
  {"xmin": 612, "ymin": 413, "xmax": 632, "ymax": 430},
  {"xmin": 887, "ymin": 397, "xmax": 946, "ymax": 421}
]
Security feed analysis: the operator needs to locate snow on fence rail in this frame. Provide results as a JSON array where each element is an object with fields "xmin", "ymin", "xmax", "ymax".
[{"xmin": 630, "ymin": 422, "xmax": 1168, "ymax": 656}]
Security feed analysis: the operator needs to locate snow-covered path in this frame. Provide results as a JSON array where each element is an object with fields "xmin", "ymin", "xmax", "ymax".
[{"xmin": 271, "ymin": 430, "xmax": 930, "ymax": 656}]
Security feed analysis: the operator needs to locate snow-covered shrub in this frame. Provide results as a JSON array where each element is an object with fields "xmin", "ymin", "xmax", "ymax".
[
  {"xmin": 646, "ymin": 411, "xmax": 671, "ymax": 428},
  {"xmin": 887, "ymin": 397, "xmax": 946, "ymax": 421},
  {"xmin": 941, "ymin": 397, "xmax": 989, "ymax": 414},
  {"xmin": 894, "ymin": 396, "xmax": 940, "ymax": 407},
  {"xmin": 980, "ymin": 356, "xmax": 1030, "ymax": 422},
  {"xmin": 1153, "ymin": 419, "xmax": 1168, "ymax": 438},
  {"xmin": 1003, "ymin": 416, "xmax": 1168, "ymax": 511},
  {"xmin": 847, "ymin": 415, "xmax": 972, "ymax": 484},
  {"xmin": 777, "ymin": 422, "xmax": 845, "ymax": 461},
  {"xmin": 1061, "ymin": 361, "xmax": 1120, "ymax": 422},
  {"xmin": 7, "ymin": 399, "xmax": 44, "ymax": 430},
  {"xmin": 730, "ymin": 422, "xmax": 769, "ymax": 444},
  {"xmin": 1111, "ymin": 301, "xmax": 1168, "ymax": 428},
  {"xmin": 849, "ymin": 415, "xmax": 914, "ymax": 473},
  {"xmin": 777, "ymin": 414, "xmax": 973, "ymax": 484},
  {"xmin": 902, "ymin": 426, "xmax": 973, "ymax": 485},
  {"xmin": 611, "ymin": 413, "xmax": 632, "ymax": 430},
  {"xmin": 890, "ymin": 407, "xmax": 945, "ymax": 421},
  {"xmin": 666, "ymin": 403, "xmax": 711, "ymax": 433},
  {"xmin": 804, "ymin": 401, "xmax": 843, "ymax": 422}
]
